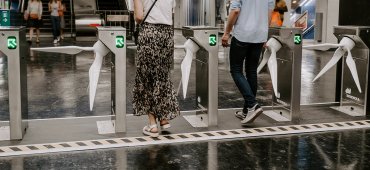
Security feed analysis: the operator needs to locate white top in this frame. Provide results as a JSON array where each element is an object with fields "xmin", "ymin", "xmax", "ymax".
[
  {"xmin": 27, "ymin": 1, "xmax": 43, "ymax": 17},
  {"xmin": 49, "ymin": 1, "xmax": 59, "ymax": 16},
  {"xmin": 142, "ymin": 0, "xmax": 175, "ymax": 25},
  {"xmin": 230, "ymin": 0, "xmax": 275, "ymax": 43}
]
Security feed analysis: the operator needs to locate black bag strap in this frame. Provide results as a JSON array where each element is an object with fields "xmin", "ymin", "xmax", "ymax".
[{"xmin": 140, "ymin": 0, "xmax": 158, "ymax": 25}]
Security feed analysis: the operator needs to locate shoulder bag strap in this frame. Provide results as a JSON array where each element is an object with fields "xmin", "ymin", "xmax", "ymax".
[{"xmin": 141, "ymin": 0, "xmax": 158, "ymax": 25}]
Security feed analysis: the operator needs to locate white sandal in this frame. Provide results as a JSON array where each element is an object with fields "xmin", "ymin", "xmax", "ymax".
[
  {"xmin": 160, "ymin": 123, "xmax": 171, "ymax": 129},
  {"xmin": 143, "ymin": 124, "xmax": 159, "ymax": 137}
]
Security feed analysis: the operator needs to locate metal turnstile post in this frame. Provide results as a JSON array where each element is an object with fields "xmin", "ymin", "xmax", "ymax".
[
  {"xmin": 262, "ymin": 28, "xmax": 303, "ymax": 122},
  {"xmin": 0, "ymin": 26, "xmax": 28, "ymax": 140},
  {"xmin": 97, "ymin": 27, "xmax": 127, "ymax": 133},
  {"xmin": 182, "ymin": 26, "xmax": 219, "ymax": 127},
  {"xmin": 331, "ymin": 26, "xmax": 370, "ymax": 116}
]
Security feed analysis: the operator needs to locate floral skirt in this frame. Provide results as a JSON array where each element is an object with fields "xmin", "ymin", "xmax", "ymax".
[{"xmin": 132, "ymin": 23, "xmax": 180, "ymax": 121}]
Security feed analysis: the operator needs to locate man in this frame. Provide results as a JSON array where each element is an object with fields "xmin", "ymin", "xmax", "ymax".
[{"xmin": 222, "ymin": 0, "xmax": 275, "ymax": 124}]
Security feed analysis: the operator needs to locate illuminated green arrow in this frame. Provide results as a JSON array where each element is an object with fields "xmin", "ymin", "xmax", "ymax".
[
  {"xmin": 116, "ymin": 36, "xmax": 125, "ymax": 48},
  {"xmin": 294, "ymin": 34, "xmax": 302, "ymax": 45},
  {"xmin": 7, "ymin": 37, "xmax": 17, "ymax": 49},
  {"xmin": 209, "ymin": 34, "xmax": 217, "ymax": 46}
]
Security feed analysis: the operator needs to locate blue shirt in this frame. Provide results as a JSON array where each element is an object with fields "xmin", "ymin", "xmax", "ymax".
[{"xmin": 230, "ymin": 0, "xmax": 275, "ymax": 43}]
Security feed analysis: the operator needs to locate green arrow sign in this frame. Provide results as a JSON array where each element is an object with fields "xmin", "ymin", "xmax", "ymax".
[
  {"xmin": 0, "ymin": 10, "xmax": 10, "ymax": 26},
  {"xmin": 209, "ymin": 34, "xmax": 217, "ymax": 46},
  {"xmin": 7, "ymin": 36, "xmax": 17, "ymax": 49},
  {"xmin": 116, "ymin": 36, "xmax": 125, "ymax": 48},
  {"xmin": 294, "ymin": 34, "xmax": 302, "ymax": 45}
]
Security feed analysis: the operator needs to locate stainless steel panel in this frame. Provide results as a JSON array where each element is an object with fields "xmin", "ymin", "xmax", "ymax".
[
  {"xmin": 0, "ymin": 27, "xmax": 28, "ymax": 140},
  {"xmin": 182, "ymin": 26, "xmax": 219, "ymax": 126},
  {"xmin": 98, "ymin": 27, "xmax": 127, "ymax": 133},
  {"xmin": 266, "ymin": 28, "xmax": 302, "ymax": 122}
]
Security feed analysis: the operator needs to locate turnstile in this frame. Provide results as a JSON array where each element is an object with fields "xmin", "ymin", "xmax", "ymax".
[
  {"xmin": 31, "ymin": 27, "xmax": 127, "ymax": 133},
  {"xmin": 98, "ymin": 27, "xmax": 127, "ymax": 133},
  {"xmin": 182, "ymin": 26, "xmax": 219, "ymax": 127},
  {"xmin": 0, "ymin": 26, "xmax": 28, "ymax": 140},
  {"xmin": 332, "ymin": 26, "xmax": 370, "ymax": 116},
  {"xmin": 260, "ymin": 27, "xmax": 303, "ymax": 122}
]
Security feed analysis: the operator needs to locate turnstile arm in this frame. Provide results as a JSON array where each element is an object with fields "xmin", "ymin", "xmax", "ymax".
[
  {"xmin": 180, "ymin": 39, "xmax": 200, "ymax": 98},
  {"xmin": 31, "ymin": 41, "xmax": 110, "ymax": 110},
  {"xmin": 304, "ymin": 37, "xmax": 361, "ymax": 93},
  {"xmin": 257, "ymin": 37, "xmax": 282, "ymax": 97}
]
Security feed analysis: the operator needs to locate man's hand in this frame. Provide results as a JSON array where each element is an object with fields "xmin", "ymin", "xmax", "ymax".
[{"xmin": 222, "ymin": 33, "xmax": 231, "ymax": 47}]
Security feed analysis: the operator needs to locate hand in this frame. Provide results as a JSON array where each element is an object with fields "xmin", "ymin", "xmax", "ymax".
[{"xmin": 222, "ymin": 33, "xmax": 230, "ymax": 47}]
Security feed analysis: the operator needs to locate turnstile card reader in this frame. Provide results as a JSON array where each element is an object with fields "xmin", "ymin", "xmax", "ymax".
[
  {"xmin": 182, "ymin": 26, "xmax": 219, "ymax": 126},
  {"xmin": 332, "ymin": 26, "xmax": 370, "ymax": 116},
  {"xmin": 0, "ymin": 26, "xmax": 28, "ymax": 140},
  {"xmin": 259, "ymin": 28, "xmax": 302, "ymax": 122}
]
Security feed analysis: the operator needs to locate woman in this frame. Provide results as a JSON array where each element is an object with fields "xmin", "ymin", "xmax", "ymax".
[
  {"xmin": 49, "ymin": 0, "xmax": 61, "ymax": 44},
  {"xmin": 25, "ymin": 0, "xmax": 43, "ymax": 43},
  {"xmin": 133, "ymin": 0, "xmax": 179, "ymax": 137},
  {"xmin": 58, "ymin": 0, "xmax": 66, "ymax": 39}
]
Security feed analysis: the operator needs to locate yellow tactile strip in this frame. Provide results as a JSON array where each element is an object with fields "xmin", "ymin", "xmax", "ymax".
[{"xmin": 0, "ymin": 120, "xmax": 369, "ymax": 157}]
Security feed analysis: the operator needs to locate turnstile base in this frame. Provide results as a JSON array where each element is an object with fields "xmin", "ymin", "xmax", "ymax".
[
  {"xmin": 183, "ymin": 115, "xmax": 208, "ymax": 127},
  {"xmin": 331, "ymin": 106, "xmax": 365, "ymax": 117},
  {"xmin": 263, "ymin": 110, "xmax": 290, "ymax": 122}
]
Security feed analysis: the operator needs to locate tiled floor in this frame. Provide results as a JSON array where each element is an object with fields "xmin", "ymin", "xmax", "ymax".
[{"xmin": 0, "ymin": 31, "xmax": 369, "ymax": 169}]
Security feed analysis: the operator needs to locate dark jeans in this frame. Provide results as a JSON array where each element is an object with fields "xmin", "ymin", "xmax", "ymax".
[
  {"xmin": 51, "ymin": 16, "xmax": 60, "ymax": 39},
  {"xmin": 229, "ymin": 37, "xmax": 264, "ymax": 113}
]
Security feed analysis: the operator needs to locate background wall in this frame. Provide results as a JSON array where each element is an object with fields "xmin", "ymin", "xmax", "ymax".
[{"xmin": 339, "ymin": 0, "xmax": 370, "ymax": 26}]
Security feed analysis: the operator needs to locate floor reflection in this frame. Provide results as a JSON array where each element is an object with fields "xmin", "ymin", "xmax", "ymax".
[{"xmin": 0, "ymin": 129, "xmax": 368, "ymax": 169}]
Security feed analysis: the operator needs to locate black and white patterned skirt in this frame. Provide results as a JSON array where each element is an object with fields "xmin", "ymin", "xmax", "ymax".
[{"xmin": 132, "ymin": 22, "xmax": 180, "ymax": 121}]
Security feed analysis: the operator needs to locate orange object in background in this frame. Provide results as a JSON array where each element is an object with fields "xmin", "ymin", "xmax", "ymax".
[{"xmin": 270, "ymin": 11, "xmax": 283, "ymax": 27}]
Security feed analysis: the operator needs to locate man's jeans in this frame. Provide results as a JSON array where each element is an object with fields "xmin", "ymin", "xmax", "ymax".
[
  {"xmin": 229, "ymin": 37, "xmax": 264, "ymax": 113},
  {"xmin": 51, "ymin": 16, "xmax": 60, "ymax": 39}
]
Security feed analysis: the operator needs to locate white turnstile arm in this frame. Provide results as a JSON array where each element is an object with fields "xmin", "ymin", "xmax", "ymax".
[
  {"xmin": 31, "ymin": 41, "xmax": 110, "ymax": 110},
  {"xmin": 303, "ymin": 37, "xmax": 361, "ymax": 93},
  {"xmin": 257, "ymin": 38, "xmax": 282, "ymax": 97},
  {"xmin": 176, "ymin": 39, "xmax": 200, "ymax": 98}
]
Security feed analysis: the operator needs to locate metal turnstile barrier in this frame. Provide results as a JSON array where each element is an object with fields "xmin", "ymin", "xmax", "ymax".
[
  {"xmin": 258, "ymin": 28, "xmax": 303, "ymax": 122},
  {"xmin": 0, "ymin": 26, "xmax": 28, "ymax": 140},
  {"xmin": 31, "ymin": 27, "xmax": 127, "ymax": 133},
  {"xmin": 304, "ymin": 26, "xmax": 370, "ymax": 117},
  {"xmin": 181, "ymin": 26, "xmax": 219, "ymax": 127},
  {"xmin": 98, "ymin": 27, "xmax": 127, "ymax": 133},
  {"xmin": 332, "ymin": 26, "xmax": 370, "ymax": 116}
]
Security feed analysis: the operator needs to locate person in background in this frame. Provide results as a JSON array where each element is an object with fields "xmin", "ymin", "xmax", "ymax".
[
  {"xmin": 58, "ymin": 0, "xmax": 66, "ymax": 39},
  {"xmin": 25, "ymin": 0, "xmax": 43, "ymax": 43},
  {"xmin": 270, "ymin": 0, "xmax": 288, "ymax": 27},
  {"xmin": 49, "ymin": 0, "xmax": 61, "ymax": 44},
  {"xmin": 133, "ymin": 0, "xmax": 179, "ymax": 137},
  {"xmin": 222, "ymin": 0, "xmax": 275, "ymax": 124}
]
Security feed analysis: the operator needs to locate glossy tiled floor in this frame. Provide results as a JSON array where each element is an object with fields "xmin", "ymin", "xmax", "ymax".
[{"xmin": 0, "ymin": 31, "xmax": 369, "ymax": 169}]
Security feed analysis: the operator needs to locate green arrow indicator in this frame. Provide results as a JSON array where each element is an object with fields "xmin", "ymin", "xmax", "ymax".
[
  {"xmin": 209, "ymin": 34, "xmax": 217, "ymax": 46},
  {"xmin": 116, "ymin": 36, "xmax": 125, "ymax": 48},
  {"xmin": 7, "ymin": 36, "xmax": 17, "ymax": 49},
  {"xmin": 294, "ymin": 34, "xmax": 302, "ymax": 45}
]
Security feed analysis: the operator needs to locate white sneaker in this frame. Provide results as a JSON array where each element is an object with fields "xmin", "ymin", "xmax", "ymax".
[
  {"xmin": 53, "ymin": 39, "xmax": 58, "ymax": 44},
  {"xmin": 241, "ymin": 104, "xmax": 263, "ymax": 124},
  {"xmin": 57, "ymin": 36, "xmax": 60, "ymax": 42}
]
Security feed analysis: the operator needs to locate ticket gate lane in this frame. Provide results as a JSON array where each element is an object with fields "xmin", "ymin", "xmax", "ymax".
[
  {"xmin": 0, "ymin": 26, "xmax": 28, "ymax": 140},
  {"xmin": 30, "ymin": 27, "xmax": 127, "ymax": 133}
]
